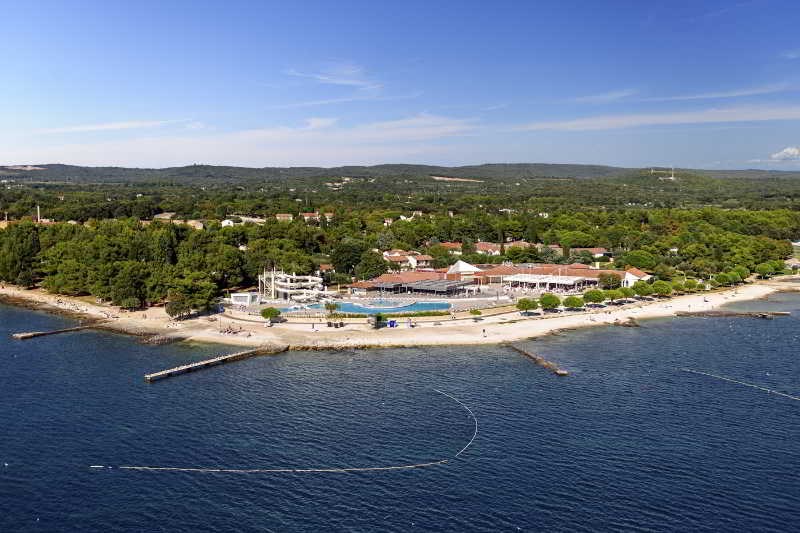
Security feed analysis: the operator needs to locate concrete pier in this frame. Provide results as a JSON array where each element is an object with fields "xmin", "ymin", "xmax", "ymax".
[
  {"xmin": 144, "ymin": 344, "xmax": 288, "ymax": 382},
  {"xmin": 675, "ymin": 310, "xmax": 790, "ymax": 319},
  {"xmin": 11, "ymin": 325, "xmax": 97, "ymax": 340},
  {"xmin": 508, "ymin": 344, "xmax": 569, "ymax": 376}
]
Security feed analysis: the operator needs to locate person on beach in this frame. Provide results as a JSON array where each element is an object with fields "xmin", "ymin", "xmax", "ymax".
[{"xmin": 482, "ymin": 328, "xmax": 487, "ymax": 338}]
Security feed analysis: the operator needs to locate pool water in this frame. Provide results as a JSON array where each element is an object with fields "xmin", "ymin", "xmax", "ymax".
[{"xmin": 283, "ymin": 300, "xmax": 451, "ymax": 315}]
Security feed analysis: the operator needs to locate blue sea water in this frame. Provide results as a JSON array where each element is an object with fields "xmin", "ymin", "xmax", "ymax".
[{"xmin": 1, "ymin": 292, "xmax": 800, "ymax": 532}]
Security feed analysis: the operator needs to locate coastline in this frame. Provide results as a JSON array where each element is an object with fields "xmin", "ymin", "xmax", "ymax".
[{"xmin": 2, "ymin": 278, "xmax": 797, "ymax": 351}]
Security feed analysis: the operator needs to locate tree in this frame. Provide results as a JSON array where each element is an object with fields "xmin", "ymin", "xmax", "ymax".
[
  {"xmin": 330, "ymin": 239, "xmax": 367, "ymax": 274},
  {"xmin": 632, "ymin": 280, "xmax": 653, "ymax": 297},
  {"xmin": 598, "ymin": 273, "xmax": 622, "ymax": 289},
  {"xmin": 683, "ymin": 279, "xmax": 699, "ymax": 292},
  {"xmin": 516, "ymin": 297, "xmax": 539, "ymax": 314},
  {"xmin": 583, "ymin": 289, "xmax": 606, "ymax": 304},
  {"xmin": 621, "ymin": 249, "xmax": 657, "ymax": 270},
  {"xmin": 165, "ymin": 299, "xmax": 188, "ymax": 319},
  {"xmin": 563, "ymin": 295, "xmax": 584, "ymax": 309},
  {"xmin": 354, "ymin": 250, "xmax": 388, "ymax": 280},
  {"xmin": 619, "ymin": 287, "xmax": 635, "ymax": 299},
  {"xmin": 714, "ymin": 273, "xmax": 731, "ymax": 286},
  {"xmin": 651, "ymin": 280, "xmax": 673, "ymax": 296},
  {"xmin": 755, "ymin": 262, "xmax": 774, "ymax": 278},
  {"xmin": 604, "ymin": 289, "xmax": 623, "ymax": 302},
  {"xmin": 726, "ymin": 271, "xmax": 742, "ymax": 284},
  {"xmin": 119, "ymin": 297, "xmax": 141, "ymax": 310},
  {"xmin": 539, "ymin": 293, "xmax": 561, "ymax": 310},
  {"xmin": 260, "ymin": 307, "xmax": 281, "ymax": 321}
]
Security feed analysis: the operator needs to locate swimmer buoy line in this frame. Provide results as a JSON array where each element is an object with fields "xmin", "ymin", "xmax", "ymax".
[
  {"xmin": 681, "ymin": 368, "xmax": 800, "ymax": 402},
  {"xmin": 91, "ymin": 388, "xmax": 478, "ymax": 474}
]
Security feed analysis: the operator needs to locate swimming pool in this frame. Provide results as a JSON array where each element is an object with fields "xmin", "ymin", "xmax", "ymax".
[{"xmin": 281, "ymin": 300, "xmax": 451, "ymax": 315}]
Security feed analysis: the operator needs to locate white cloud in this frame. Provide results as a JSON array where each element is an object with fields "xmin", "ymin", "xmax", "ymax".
[
  {"xmin": 771, "ymin": 146, "xmax": 800, "ymax": 160},
  {"xmin": 572, "ymin": 89, "xmax": 637, "ymax": 104},
  {"xmin": 4, "ymin": 114, "xmax": 474, "ymax": 167},
  {"xmin": 268, "ymin": 91, "xmax": 422, "ymax": 110},
  {"xmin": 514, "ymin": 105, "xmax": 800, "ymax": 131},
  {"xmin": 303, "ymin": 117, "xmax": 338, "ymax": 130},
  {"xmin": 286, "ymin": 62, "xmax": 382, "ymax": 90},
  {"xmin": 641, "ymin": 83, "xmax": 791, "ymax": 102},
  {"xmin": 781, "ymin": 50, "xmax": 800, "ymax": 60},
  {"xmin": 37, "ymin": 120, "xmax": 183, "ymax": 134}
]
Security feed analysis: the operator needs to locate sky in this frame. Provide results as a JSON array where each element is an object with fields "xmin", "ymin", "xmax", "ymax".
[{"xmin": 2, "ymin": 0, "xmax": 800, "ymax": 169}]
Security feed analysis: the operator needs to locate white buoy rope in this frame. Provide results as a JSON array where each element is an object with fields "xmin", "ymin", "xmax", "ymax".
[
  {"xmin": 681, "ymin": 368, "xmax": 800, "ymax": 402},
  {"xmin": 95, "ymin": 388, "xmax": 478, "ymax": 474}
]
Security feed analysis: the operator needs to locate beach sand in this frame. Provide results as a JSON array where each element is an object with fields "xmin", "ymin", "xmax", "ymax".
[{"xmin": 2, "ymin": 279, "xmax": 797, "ymax": 351}]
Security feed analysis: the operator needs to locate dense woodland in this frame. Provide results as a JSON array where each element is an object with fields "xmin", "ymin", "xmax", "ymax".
[{"xmin": 1, "ymin": 164, "xmax": 798, "ymax": 312}]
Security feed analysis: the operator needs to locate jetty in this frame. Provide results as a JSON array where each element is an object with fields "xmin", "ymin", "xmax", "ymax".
[
  {"xmin": 675, "ymin": 310, "xmax": 790, "ymax": 319},
  {"xmin": 508, "ymin": 344, "xmax": 569, "ymax": 376},
  {"xmin": 11, "ymin": 324, "xmax": 99, "ymax": 340},
  {"xmin": 144, "ymin": 344, "xmax": 288, "ymax": 382}
]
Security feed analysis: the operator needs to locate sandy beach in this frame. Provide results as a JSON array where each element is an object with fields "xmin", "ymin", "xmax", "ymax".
[{"xmin": 2, "ymin": 278, "xmax": 797, "ymax": 351}]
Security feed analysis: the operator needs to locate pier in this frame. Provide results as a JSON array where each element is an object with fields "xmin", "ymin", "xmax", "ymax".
[
  {"xmin": 144, "ymin": 344, "xmax": 288, "ymax": 382},
  {"xmin": 508, "ymin": 344, "xmax": 569, "ymax": 376},
  {"xmin": 675, "ymin": 310, "xmax": 790, "ymax": 319},
  {"xmin": 11, "ymin": 325, "xmax": 99, "ymax": 340}
]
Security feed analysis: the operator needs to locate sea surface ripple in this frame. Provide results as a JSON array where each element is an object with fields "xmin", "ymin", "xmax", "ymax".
[{"xmin": 1, "ymin": 292, "xmax": 799, "ymax": 531}]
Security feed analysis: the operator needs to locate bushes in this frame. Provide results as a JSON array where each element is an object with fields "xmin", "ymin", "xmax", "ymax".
[
  {"xmin": 539, "ymin": 293, "xmax": 561, "ymax": 310},
  {"xmin": 583, "ymin": 289, "xmax": 605, "ymax": 304},
  {"xmin": 516, "ymin": 297, "xmax": 539, "ymax": 314},
  {"xmin": 563, "ymin": 295, "xmax": 584, "ymax": 309},
  {"xmin": 260, "ymin": 307, "xmax": 281, "ymax": 321},
  {"xmin": 651, "ymin": 280, "xmax": 673, "ymax": 296},
  {"xmin": 632, "ymin": 280, "xmax": 654, "ymax": 297}
]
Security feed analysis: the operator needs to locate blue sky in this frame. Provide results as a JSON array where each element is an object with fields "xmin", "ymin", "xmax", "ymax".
[{"xmin": 2, "ymin": 0, "xmax": 800, "ymax": 169}]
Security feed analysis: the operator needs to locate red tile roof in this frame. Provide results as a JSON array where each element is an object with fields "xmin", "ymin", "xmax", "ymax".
[{"xmin": 626, "ymin": 267, "xmax": 649, "ymax": 278}]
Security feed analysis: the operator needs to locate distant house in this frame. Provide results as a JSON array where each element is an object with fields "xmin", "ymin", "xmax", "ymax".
[
  {"xmin": 414, "ymin": 254, "xmax": 433, "ymax": 269},
  {"xmin": 275, "ymin": 213, "xmax": 293, "ymax": 222},
  {"xmin": 536, "ymin": 243, "xmax": 563, "ymax": 256},
  {"xmin": 383, "ymin": 218, "xmax": 394, "ymax": 227},
  {"xmin": 237, "ymin": 215, "xmax": 267, "ymax": 225},
  {"xmin": 571, "ymin": 247, "xmax": 609, "ymax": 258},
  {"xmin": 181, "ymin": 220, "xmax": 205, "ymax": 230},
  {"xmin": 153, "ymin": 212, "xmax": 176, "ymax": 221},
  {"xmin": 301, "ymin": 212, "xmax": 320, "ymax": 222},
  {"xmin": 221, "ymin": 219, "xmax": 235, "ymax": 227},
  {"xmin": 323, "ymin": 212, "xmax": 334, "ymax": 221},
  {"xmin": 382, "ymin": 250, "xmax": 434, "ymax": 271},
  {"xmin": 624, "ymin": 268, "xmax": 652, "ymax": 286},
  {"xmin": 475, "ymin": 241, "xmax": 502, "ymax": 256}
]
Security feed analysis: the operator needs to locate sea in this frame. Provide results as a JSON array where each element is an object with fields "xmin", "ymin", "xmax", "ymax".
[{"xmin": 1, "ymin": 290, "xmax": 799, "ymax": 532}]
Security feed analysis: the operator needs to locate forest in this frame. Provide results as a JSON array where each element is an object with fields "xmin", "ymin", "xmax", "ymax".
[{"xmin": 1, "ymin": 165, "xmax": 798, "ymax": 312}]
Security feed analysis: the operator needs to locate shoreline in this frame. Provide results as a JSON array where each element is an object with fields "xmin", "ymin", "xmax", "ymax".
[{"xmin": 1, "ymin": 279, "xmax": 797, "ymax": 351}]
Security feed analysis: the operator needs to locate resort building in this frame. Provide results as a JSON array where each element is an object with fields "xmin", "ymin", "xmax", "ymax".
[
  {"xmin": 229, "ymin": 292, "xmax": 261, "ymax": 307},
  {"xmin": 446, "ymin": 260, "xmax": 484, "ymax": 281},
  {"xmin": 475, "ymin": 242, "xmax": 502, "ymax": 255},
  {"xmin": 275, "ymin": 213, "xmax": 294, "ymax": 222},
  {"xmin": 301, "ymin": 212, "xmax": 320, "ymax": 222},
  {"xmin": 382, "ymin": 250, "xmax": 434, "ymax": 271}
]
